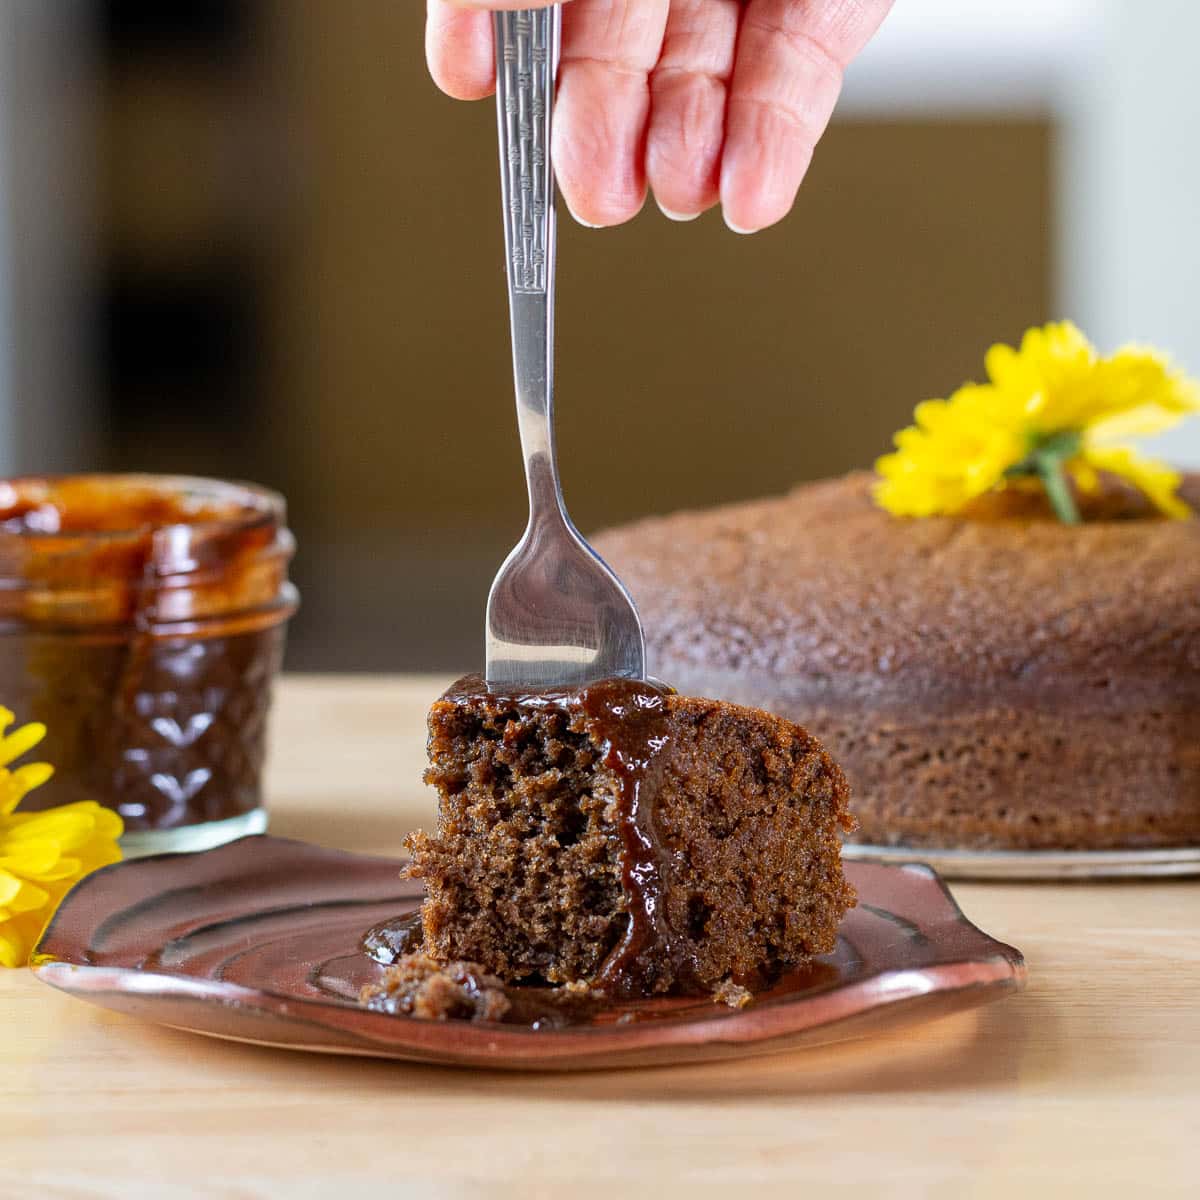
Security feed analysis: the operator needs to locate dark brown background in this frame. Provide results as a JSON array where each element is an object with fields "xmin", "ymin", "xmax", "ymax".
[{"xmin": 55, "ymin": 2, "xmax": 1054, "ymax": 669}]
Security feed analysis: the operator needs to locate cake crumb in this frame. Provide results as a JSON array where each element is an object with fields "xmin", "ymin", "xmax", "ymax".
[
  {"xmin": 361, "ymin": 953, "xmax": 511, "ymax": 1023},
  {"xmin": 714, "ymin": 978, "xmax": 753, "ymax": 1009}
]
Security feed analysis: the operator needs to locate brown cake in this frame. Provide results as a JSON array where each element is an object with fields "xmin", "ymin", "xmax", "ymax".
[
  {"xmin": 361, "ymin": 954, "xmax": 512, "ymax": 1022},
  {"xmin": 591, "ymin": 472, "xmax": 1200, "ymax": 851},
  {"xmin": 403, "ymin": 675, "xmax": 856, "ymax": 999}
]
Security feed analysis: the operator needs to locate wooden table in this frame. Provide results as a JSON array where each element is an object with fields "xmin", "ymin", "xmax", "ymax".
[{"xmin": 5, "ymin": 675, "xmax": 1198, "ymax": 1197}]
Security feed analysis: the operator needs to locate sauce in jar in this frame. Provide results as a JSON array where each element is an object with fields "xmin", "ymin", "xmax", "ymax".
[{"xmin": 0, "ymin": 475, "xmax": 297, "ymax": 853}]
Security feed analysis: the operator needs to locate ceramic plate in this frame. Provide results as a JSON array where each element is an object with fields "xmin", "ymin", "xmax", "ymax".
[
  {"xmin": 33, "ymin": 836, "xmax": 1025, "ymax": 1071},
  {"xmin": 843, "ymin": 841, "xmax": 1200, "ymax": 880}
]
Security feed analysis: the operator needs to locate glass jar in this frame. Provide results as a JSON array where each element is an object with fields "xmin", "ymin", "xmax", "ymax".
[{"xmin": 0, "ymin": 474, "xmax": 298, "ymax": 855}]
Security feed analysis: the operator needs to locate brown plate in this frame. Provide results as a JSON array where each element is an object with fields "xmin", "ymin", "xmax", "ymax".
[{"xmin": 32, "ymin": 835, "xmax": 1025, "ymax": 1071}]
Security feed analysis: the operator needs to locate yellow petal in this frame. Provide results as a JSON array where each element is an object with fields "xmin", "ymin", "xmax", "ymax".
[
  {"xmin": 92, "ymin": 808, "xmax": 125, "ymax": 840},
  {"xmin": 0, "ymin": 907, "xmax": 53, "ymax": 967},
  {"xmin": 0, "ymin": 761, "xmax": 55, "ymax": 816},
  {"xmin": 0, "ymin": 783, "xmax": 18, "ymax": 819},
  {"xmin": 0, "ymin": 924, "xmax": 28, "ymax": 968},
  {"xmin": 6, "ymin": 800, "xmax": 123, "ymax": 842},
  {"xmin": 985, "ymin": 322, "xmax": 1096, "ymax": 428},
  {"xmin": 1, "ymin": 875, "xmax": 50, "ymax": 914},
  {"xmin": 0, "ymin": 720, "xmax": 47, "ymax": 769},
  {"xmin": 5, "ymin": 807, "xmax": 96, "ymax": 853},
  {"xmin": 1059, "ymin": 347, "xmax": 1198, "ymax": 435},
  {"xmin": 90, "ymin": 839, "xmax": 123, "ymax": 869},
  {"xmin": 1079, "ymin": 445, "xmax": 1192, "ymax": 519},
  {"xmin": 30, "ymin": 855, "xmax": 83, "ymax": 884},
  {"xmin": 0, "ymin": 838, "xmax": 63, "ymax": 879},
  {"xmin": 0, "ymin": 869, "xmax": 22, "ymax": 907}
]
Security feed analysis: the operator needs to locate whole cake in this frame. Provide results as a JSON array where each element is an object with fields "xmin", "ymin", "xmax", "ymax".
[
  {"xmin": 592, "ymin": 472, "xmax": 1200, "ymax": 851},
  {"xmin": 398, "ymin": 675, "xmax": 855, "ymax": 1001}
]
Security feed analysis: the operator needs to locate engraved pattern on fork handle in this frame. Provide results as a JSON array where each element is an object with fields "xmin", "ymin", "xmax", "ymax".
[
  {"xmin": 497, "ymin": 9, "xmax": 558, "ymax": 297},
  {"xmin": 495, "ymin": 7, "xmax": 561, "ymax": 482}
]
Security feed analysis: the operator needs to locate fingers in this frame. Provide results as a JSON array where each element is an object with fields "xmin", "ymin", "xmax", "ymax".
[
  {"xmin": 721, "ymin": 0, "xmax": 894, "ymax": 233},
  {"xmin": 645, "ymin": 0, "xmax": 740, "ymax": 220},
  {"xmin": 426, "ymin": 0, "xmax": 494, "ymax": 100},
  {"xmin": 430, "ymin": 0, "xmax": 896, "ymax": 234},
  {"xmin": 449, "ymin": 0, "xmax": 563, "ymax": 8},
  {"xmin": 553, "ymin": 0, "xmax": 671, "ymax": 227}
]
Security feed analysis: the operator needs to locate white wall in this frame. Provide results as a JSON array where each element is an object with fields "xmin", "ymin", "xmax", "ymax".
[
  {"xmin": 1059, "ymin": 0, "xmax": 1200, "ymax": 466},
  {"xmin": 842, "ymin": 0, "xmax": 1094, "ymax": 115},
  {"xmin": 847, "ymin": 0, "xmax": 1200, "ymax": 466}
]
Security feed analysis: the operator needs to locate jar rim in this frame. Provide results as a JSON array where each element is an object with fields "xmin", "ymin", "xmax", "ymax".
[
  {"xmin": 0, "ymin": 473, "xmax": 285, "ymax": 543},
  {"xmin": 0, "ymin": 474, "xmax": 296, "ymax": 628}
]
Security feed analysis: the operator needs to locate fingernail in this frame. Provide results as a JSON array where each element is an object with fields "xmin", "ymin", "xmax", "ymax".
[
  {"xmin": 656, "ymin": 201, "xmax": 701, "ymax": 223},
  {"xmin": 564, "ymin": 201, "xmax": 603, "ymax": 229},
  {"xmin": 724, "ymin": 216, "xmax": 757, "ymax": 236}
]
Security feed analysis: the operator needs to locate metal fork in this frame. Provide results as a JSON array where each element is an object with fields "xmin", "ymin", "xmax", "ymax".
[{"xmin": 484, "ymin": 6, "xmax": 645, "ymax": 690}]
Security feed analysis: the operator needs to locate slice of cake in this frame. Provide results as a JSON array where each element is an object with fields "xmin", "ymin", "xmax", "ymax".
[{"xmin": 403, "ymin": 675, "xmax": 856, "ymax": 999}]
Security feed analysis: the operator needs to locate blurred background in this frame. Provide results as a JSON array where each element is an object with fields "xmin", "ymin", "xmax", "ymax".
[{"xmin": 0, "ymin": 0, "xmax": 1197, "ymax": 672}]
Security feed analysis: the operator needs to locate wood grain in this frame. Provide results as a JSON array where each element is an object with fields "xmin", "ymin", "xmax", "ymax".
[{"xmin": 4, "ymin": 675, "xmax": 1198, "ymax": 1198}]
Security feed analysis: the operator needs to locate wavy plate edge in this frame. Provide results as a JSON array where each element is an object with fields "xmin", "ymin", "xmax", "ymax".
[{"xmin": 31, "ymin": 837, "xmax": 1027, "ymax": 1071}]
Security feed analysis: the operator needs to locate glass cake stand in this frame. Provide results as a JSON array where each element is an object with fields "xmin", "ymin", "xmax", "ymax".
[{"xmin": 842, "ymin": 841, "xmax": 1200, "ymax": 880}]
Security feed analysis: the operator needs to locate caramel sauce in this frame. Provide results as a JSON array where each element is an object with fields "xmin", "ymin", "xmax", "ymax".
[
  {"xmin": 0, "ymin": 476, "xmax": 243, "ymax": 535},
  {"xmin": 0, "ymin": 475, "xmax": 295, "ymax": 832},
  {"xmin": 440, "ymin": 673, "xmax": 693, "ymax": 997},
  {"xmin": 362, "ymin": 912, "xmax": 426, "ymax": 963}
]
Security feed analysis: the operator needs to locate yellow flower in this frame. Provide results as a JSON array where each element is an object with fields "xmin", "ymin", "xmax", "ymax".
[
  {"xmin": 0, "ymin": 708, "xmax": 122, "ymax": 968},
  {"xmin": 875, "ymin": 321, "xmax": 1200, "ymax": 522}
]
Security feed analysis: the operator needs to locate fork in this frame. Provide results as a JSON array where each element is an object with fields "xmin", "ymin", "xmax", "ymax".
[{"xmin": 484, "ymin": 6, "xmax": 646, "ymax": 690}]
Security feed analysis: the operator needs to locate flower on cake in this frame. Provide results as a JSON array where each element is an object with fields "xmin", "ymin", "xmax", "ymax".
[
  {"xmin": 0, "ymin": 708, "xmax": 123, "ymax": 968},
  {"xmin": 875, "ymin": 321, "xmax": 1200, "ymax": 522}
]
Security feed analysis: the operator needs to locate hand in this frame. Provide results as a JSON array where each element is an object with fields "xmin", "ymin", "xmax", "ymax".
[{"xmin": 426, "ymin": 0, "xmax": 893, "ymax": 233}]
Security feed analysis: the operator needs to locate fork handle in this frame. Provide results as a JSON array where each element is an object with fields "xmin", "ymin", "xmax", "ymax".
[{"xmin": 495, "ymin": 7, "xmax": 563, "ymax": 510}]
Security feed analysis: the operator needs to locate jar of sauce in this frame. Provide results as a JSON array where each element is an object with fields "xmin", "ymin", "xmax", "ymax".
[{"xmin": 0, "ymin": 475, "xmax": 297, "ymax": 854}]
